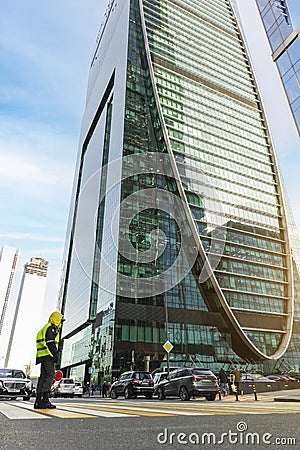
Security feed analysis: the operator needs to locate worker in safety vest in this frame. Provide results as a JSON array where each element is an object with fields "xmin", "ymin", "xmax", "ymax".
[{"xmin": 34, "ymin": 311, "xmax": 64, "ymax": 409}]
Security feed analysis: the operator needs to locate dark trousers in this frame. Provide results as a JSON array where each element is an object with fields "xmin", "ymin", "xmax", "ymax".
[
  {"xmin": 36, "ymin": 357, "xmax": 55, "ymax": 394},
  {"xmin": 234, "ymin": 381, "xmax": 240, "ymax": 393}
]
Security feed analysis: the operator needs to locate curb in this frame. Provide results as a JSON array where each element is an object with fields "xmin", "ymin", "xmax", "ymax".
[{"xmin": 274, "ymin": 397, "xmax": 300, "ymax": 402}]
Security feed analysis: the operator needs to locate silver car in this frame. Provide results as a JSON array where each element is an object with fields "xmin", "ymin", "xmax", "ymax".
[
  {"xmin": 156, "ymin": 367, "xmax": 218, "ymax": 401},
  {"xmin": 0, "ymin": 368, "xmax": 33, "ymax": 401}
]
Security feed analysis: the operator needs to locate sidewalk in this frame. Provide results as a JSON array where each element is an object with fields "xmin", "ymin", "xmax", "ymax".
[
  {"xmin": 273, "ymin": 388, "xmax": 300, "ymax": 402},
  {"xmin": 218, "ymin": 388, "xmax": 300, "ymax": 403}
]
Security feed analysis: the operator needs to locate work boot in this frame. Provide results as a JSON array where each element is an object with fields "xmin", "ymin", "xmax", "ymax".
[
  {"xmin": 41, "ymin": 391, "xmax": 56, "ymax": 409},
  {"xmin": 34, "ymin": 393, "xmax": 44, "ymax": 409}
]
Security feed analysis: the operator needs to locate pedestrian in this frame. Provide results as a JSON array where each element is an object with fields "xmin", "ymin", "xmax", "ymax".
[
  {"xmin": 91, "ymin": 383, "xmax": 95, "ymax": 396},
  {"xmin": 85, "ymin": 381, "xmax": 90, "ymax": 396},
  {"xmin": 98, "ymin": 382, "xmax": 102, "ymax": 396},
  {"xmin": 232, "ymin": 366, "xmax": 242, "ymax": 394},
  {"xmin": 218, "ymin": 368, "xmax": 228, "ymax": 396},
  {"xmin": 34, "ymin": 311, "xmax": 64, "ymax": 409},
  {"xmin": 102, "ymin": 380, "xmax": 108, "ymax": 397}
]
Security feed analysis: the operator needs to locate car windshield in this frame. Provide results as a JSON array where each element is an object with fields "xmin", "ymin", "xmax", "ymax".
[
  {"xmin": 134, "ymin": 373, "xmax": 151, "ymax": 380},
  {"xmin": 0, "ymin": 369, "xmax": 26, "ymax": 379},
  {"xmin": 250, "ymin": 374, "xmax": 263, "ymax": 379},
  {"xmin": 62, "ymin": 379, "xmax": 74, "ymax": 384},
  {"xmin": 154, "ymin": 373, "xmax": 167, "ymax": 382},
  {"xmin": 192, "ymin": 369, "xmax": 212, "ymax": 376}
]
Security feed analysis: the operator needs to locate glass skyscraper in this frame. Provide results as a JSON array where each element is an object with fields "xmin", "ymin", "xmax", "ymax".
[
  {"xmin": 59, "ymin": 0, "xmax": 300, "ymax": 383},
  {"xmin": 256, "ymin": 0, "xmax": 300, "ymax": 134}
]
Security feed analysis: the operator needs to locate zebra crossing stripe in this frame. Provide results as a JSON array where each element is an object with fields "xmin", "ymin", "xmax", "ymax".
[
  {"xmin": 57, "ymin": 405, "xmax": 136, "ymax": 417},
  {"xmin": 63, "ymin": 403, "xmax": 178, "ymax": 417},
  {"xmin": 72, "ymin": 403, "xmax": 198, "ymax": 416},
  {"xmin": 5, "ymin": 401, "xmax": 96, "ymax": 419},
  {"xmin": 0, "ymin": 403, "xmax": 48, "ymax": 420},
  {"xmin": 32, "ymin": 408, "xmax": 96, "ymax": 419}
]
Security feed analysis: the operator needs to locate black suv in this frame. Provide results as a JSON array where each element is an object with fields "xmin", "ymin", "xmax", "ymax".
[
  {"xmin": 155, "ymin": 367, "xmax": 218, "ymax": 401},
  {"xmin": 110, "ymin": 371, "xmax": 154, "ymax": 399}
]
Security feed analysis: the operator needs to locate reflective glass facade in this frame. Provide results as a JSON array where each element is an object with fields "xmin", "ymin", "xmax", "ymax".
[
  {"xmin": 256, "ymin": 0, "xmax": 300, "ymax": 134},
  {"xmin": 59, "ymin": 0, "xmax": 300, "ymax": 383}
]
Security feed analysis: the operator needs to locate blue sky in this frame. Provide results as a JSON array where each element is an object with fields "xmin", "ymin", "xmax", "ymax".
[
  {"xmin": 0, "ymin": 1, "xmax": 107, "ymax": 312},
  {"xmin": 0, "ymin": 0, "xmax": 299, "ymax": 315}
]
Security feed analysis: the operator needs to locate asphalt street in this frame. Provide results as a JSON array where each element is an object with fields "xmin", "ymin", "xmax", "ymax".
[{"xmin": 1, "ymin": 389, "xmax": 300, "ymax": 450}]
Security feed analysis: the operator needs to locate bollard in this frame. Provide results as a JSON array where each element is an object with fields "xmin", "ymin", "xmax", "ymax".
[
  {"xmin": 235, "ymin": 389, "xmax": 239, "ymax": 401},
  {"xmin": 252, "ymin": 384, "xmax": 258, "ymax": 401},
  {"xmin": 218, "ymin": 385, "xmax": 222, "ymax": 400},
  {"xmin": 232, "ymin": 383, "xmax": 239, "ymax": 401}
]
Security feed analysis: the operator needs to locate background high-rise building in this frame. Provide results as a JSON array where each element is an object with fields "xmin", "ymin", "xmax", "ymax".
[
  {"xmin": 5, "ymin": 257, "xmax": 48, "ymax": 375},
  {"xmin": 255, "ymin": 0, "xmax": 300, "ymax": 134},
  {"xmin": 0, "ymin": 246, "xmax": 19, "ymax": 365},
  {"xmin": 59, "ymin": 0, "xmax": 300, "ymax": 383}
]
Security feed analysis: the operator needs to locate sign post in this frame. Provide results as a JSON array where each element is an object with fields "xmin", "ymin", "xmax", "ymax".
[
  {"xmin": 87, "ymin": 367, "xmax": 95, "ymax": 396},
  {"xmin": 163, "ymin": 340, "xmax": 173, "ymax": 376}
]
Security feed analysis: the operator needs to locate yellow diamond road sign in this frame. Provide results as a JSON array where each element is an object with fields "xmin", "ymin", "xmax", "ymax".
[{"xmin": 163, "ymin": 340, "xmax": 173, "ymax": 353}]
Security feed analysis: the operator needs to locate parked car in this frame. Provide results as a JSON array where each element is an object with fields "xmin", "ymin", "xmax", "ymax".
[
  {"xmin": 286, "ymin": 372, "xmax": 300, "ymax": 381},
  {"xmin": 283, "ymin": 375, "xmax": 299, "ymax": 382},
  {"xmin": 156, "ymin": 367, "xmax": 218, "ymax": 401},
  {"xmin": 0, "ymin": 368, "xmax": 33, "ymax": 401},
  {"xmin": 265, "ymin": 375, "xmax": 299, "ymax": 382},
  {"xmin": 74, "ymin": 381, "xmax": 84, "ymax": 397},
  {"xmin": 241, "ymin": 374, "xmax": 276, "ymax": 383},
  {"xmin": 109, "ymin": 371, "xmax": 154, "ymax": 399},
  {"xmin": 151, "ymin": 367, "xmax": 180, "ymax": 376},
  {"xmin": 51, "ymin": 378, "xmax": 75, "ymax": 398}
]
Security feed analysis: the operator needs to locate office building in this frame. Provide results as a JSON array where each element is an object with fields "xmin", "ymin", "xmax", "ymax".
[
  {"xmin": 0, "ymin": 246, "xmax": 19, "ymax": 364},
  {"xmin": 60, "ymin": 0, "xmax": 300, "ymax": 382},
  {"xmin": 5, "ymin": 257, "xmax": 48, "ymax": 375},
  {"xmin": 256, "ymin": 0, "xmax": 300, "ymax": 134}
]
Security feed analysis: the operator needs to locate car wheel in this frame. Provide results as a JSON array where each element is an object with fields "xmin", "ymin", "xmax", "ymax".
[
  {"xmin": 110, "ymin": 389, "xmax": 118, "ymax": 399},
  {"xmin": 124, "ymin": 387, "xmax": 132, "ymax": 399},
  {"xmin": 23, "ymin": 396, "xmax": 31, "ymax": 401},
  {"xmin": 179, "ymin": 386, "xmax": 190, "ymax": 401},
  {"xmin": 206, "ymin": 394, "xmax": 216, "ymax": 401},
  {"xmin": 157, "ymin": 387, "xmax": 166, "ymax": 401}
]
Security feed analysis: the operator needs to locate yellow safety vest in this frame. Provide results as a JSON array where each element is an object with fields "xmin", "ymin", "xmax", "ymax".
[{"xmin": 36, "ymin": 322, "xmax": 59, "ymax": 359}]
